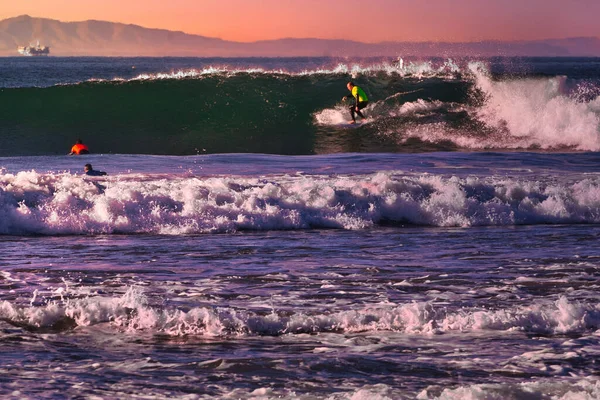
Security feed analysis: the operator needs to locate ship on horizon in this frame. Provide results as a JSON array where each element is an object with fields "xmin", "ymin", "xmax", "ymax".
[{"xmin": 17, "ymin": 41, "xmax": 50, "ymax": 56}]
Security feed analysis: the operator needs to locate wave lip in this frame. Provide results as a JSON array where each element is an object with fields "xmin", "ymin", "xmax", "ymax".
[{"xmin": 100, "ymin": 60, "xmax": 463, "ymax": 83}]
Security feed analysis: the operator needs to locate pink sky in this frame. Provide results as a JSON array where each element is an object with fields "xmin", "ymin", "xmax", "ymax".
[{"xmin": 1, "ymin": 0, "xmax": 598, "ymax": 42}]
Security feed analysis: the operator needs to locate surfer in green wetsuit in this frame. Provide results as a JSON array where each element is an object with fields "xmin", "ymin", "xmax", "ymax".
[{"xmin": 342, "ymin": 81, "xmax": 369, "ymax": 124}]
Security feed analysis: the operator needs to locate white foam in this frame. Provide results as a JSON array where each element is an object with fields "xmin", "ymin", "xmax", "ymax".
[
  {"xmin": 326, "ymin": 384, "xmax": 397, "ymax": 400},
  {"xmin": 314, "ymin": 104, "xmax": 356, "ymax": 126},
  {"xmin": 314, "ymin": 104, "xmax": 376, "ymax": 127},
  {"xmin": 2, "ymin": 288, "xmax": 599, "ymax": 337},
  {"xmin": 366, "ymin": 62, "xmax": 600, "ymax": 151},
  {"xmin": 391, "ymin": 99, "xmax": 447, "ymax": 117},
  {"xmin": 418, "ymin": 378, "xmax": 600, "ymax": 400},
  {"xmin": 2, "ymin": 170, "xmax": 600, "ymax": 235},
  {"xmin": 468, "ymin": 62, "xmax": 600, "ymax": 151},
  {"xmin": 130, "ymin": 67, "xmax": 269, "ymax": 81},
  {"xmin": 191, "ymin": 379, "xmax": 600, "ymax": 400},
  {"xmin": 315, "ymin": 90, "xmax": 446, "ymax": 128}
]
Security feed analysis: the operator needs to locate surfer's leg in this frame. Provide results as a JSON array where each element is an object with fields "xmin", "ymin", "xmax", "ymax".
[
  {"xmin": 349, "ymin": 105, "xmax": 356, "ymax": 122},
  {"xmin": 356, "ymin": 101, "xmax": 368, "ymax": 119}
]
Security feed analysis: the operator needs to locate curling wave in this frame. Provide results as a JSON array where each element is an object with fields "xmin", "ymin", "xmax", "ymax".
[{"xmin": 1, "ymin": 60, "xmax": 598, "ymax": 156}]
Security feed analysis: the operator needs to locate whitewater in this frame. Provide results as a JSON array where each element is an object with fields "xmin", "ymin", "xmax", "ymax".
[{"xmin": 1, "ymin": 56, "xmax": 600, "ymax": 399}]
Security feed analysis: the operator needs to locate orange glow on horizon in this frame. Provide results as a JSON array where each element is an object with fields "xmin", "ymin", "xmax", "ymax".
[{"xmin": 1, "ymin": 0, "xmax": 598, "ymax": 43}]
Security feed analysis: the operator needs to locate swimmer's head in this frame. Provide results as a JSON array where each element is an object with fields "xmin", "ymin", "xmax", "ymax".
[{"xmin": 84, "ymin": 164, "xmax": 92, "ymax": 172}]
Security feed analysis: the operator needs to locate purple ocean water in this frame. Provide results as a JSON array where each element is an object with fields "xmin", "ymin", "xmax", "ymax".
[{"xmin": 1, "ymin": 57, "xmax": 600, "ymax": 399}]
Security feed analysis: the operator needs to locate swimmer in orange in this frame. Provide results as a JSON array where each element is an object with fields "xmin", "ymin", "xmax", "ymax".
[{"xmin": 69, "ymin": 139, "xmax": 90, "ymax": 155}]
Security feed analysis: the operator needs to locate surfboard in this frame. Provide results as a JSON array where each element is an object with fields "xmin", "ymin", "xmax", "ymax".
[{"xmin": 339, "ymin": 118, "xmax": 371, "ymax": 128}]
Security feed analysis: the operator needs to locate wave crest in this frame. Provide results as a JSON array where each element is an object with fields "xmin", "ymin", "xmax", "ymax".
[{"xmin": 2, "ymin": 288, "xmax": 598, "ymax": 337}]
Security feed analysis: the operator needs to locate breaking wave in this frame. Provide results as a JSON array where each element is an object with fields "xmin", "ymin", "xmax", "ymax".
[
  {"xmin": 1, "ymin": 169, "xmax": 600, "ymax": 235},
  {"xmin": 0, "ymin": 60, "xmax": 598, "ymax": 156},
  {"xmin": 2, "ymin": 287, "xmax": 599, "ymax": 337}
]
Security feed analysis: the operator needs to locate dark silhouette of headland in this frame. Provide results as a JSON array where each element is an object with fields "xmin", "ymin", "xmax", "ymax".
[{"xmin": 2, "ymin": 15, "xmax": 599, "ymax": 57}]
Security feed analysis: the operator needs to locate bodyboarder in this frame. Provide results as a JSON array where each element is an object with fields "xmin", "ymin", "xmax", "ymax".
[{"xmin": 84, "ymin": 164, "xmax": 107, "ymax": 176}]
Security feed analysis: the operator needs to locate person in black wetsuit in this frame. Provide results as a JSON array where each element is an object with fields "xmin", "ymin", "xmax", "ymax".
[{"xmin": 84, "ymin": 164, "xmax": 107, "ymax": 176}]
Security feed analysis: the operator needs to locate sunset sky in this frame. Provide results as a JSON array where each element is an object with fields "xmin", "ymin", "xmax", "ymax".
[{"xmin": 1, "ymin": 0, "xmax": 598, "ymax": 43}]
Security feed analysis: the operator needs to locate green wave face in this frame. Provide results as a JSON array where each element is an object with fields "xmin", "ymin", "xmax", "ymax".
[{"xmin": 0, "ymin": 72, "xmax": 473, "ymax": 156}]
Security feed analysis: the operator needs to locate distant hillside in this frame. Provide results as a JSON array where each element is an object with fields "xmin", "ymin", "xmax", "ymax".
[{"xmin": 2, "ymin": 15, "xmax": 600, "ymax": 57}]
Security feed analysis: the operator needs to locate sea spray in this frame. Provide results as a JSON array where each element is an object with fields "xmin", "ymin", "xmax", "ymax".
[{"xmin": 469, "ymin": 62, "xmax": 600, "ymax": 150}]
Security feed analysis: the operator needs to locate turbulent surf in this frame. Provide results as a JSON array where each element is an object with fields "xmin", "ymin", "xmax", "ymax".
[{"xmin": 1, "ymin": 57, "xmax": 600, "ymax": 400}]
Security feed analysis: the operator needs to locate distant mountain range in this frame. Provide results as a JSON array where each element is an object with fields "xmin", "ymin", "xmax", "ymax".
[{"xmin": 2, "ymin": 15, "xmax": 600, "ymax": 57}]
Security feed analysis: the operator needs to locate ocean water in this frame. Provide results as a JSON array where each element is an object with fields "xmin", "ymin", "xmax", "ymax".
[{"xmin": 1, "ymin": 57, "xmax": 600, "ymax": 399}]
